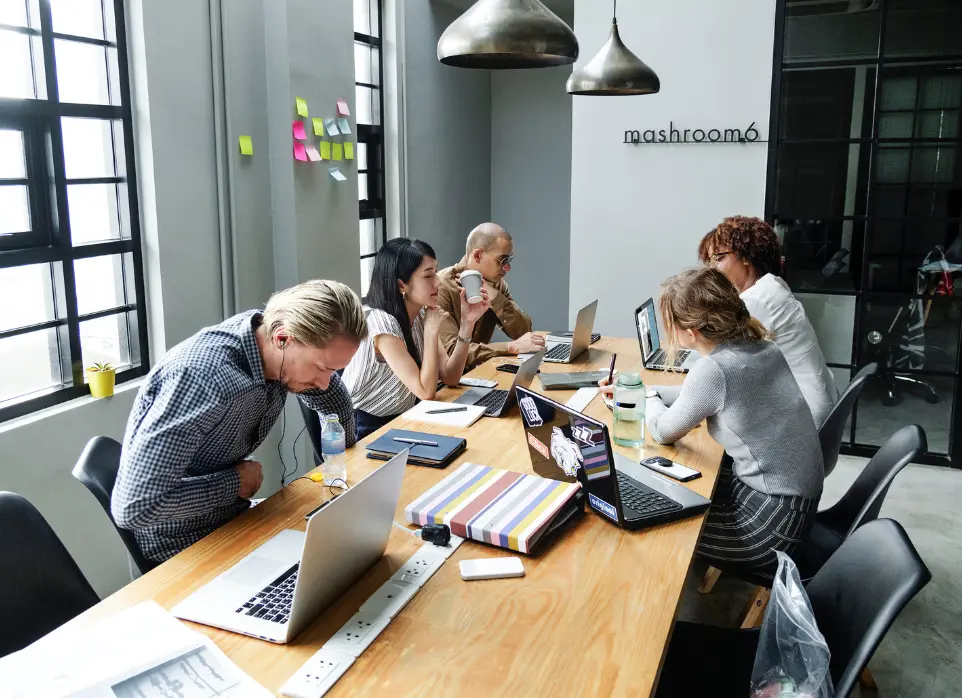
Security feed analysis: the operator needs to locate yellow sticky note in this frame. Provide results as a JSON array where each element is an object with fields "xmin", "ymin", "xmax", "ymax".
[
  {"xmin": 238, "ymin": 135, "xmax": 253, "ymax": 156},
  {"xmin": 332, "ymin": 143, "xmax": 343, "ymax": 161},
  {"xmin": 312, "ymin": 117, "xmax": 325, "ymax": 136},
  {"xmin": 295, "ymin": 96, "xmax": 308, "ymax": 117},
  {"xmin": 344, "ymin": 142, "xmax": 354, "ymax": 160},
  {"xmin": 319, "ymin": 141, "xmax": 331, "ymax": 160}
]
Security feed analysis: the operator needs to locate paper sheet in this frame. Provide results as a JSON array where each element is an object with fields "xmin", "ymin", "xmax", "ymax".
[
  {"xmin": 344, "ymin": 142, "xmax": 354, "ymax": 160},
  {"xmin": 337, "ymin": 98, "xmax": 350, "ymax": 116},
  {"xmin": 312, "ymin": 117, "xmax": 325, "ymax": 136},
  {"xmin": 319, "ymin": 141, "xmax": 331, "ymax": 160},
  {"xmin": 0, "ymin": 602, "xmax": 271, "ymax": 698},
  {"xmin": 329, "ymin": 167, "xmax": 347, "ymax": 181},
  {"xmin": 332, "ymin": 142, "xmax": 343, "ymax": 161},
  {"xmin": 324, "ymin": 118, "xmax": 339, "ymax": 136},
  {"xmin": 292, "ymin": 120, "xmax": 307, "ymax": 140},
  {"xmin": 336, "ymin": 117, "xmax": 351, "ymax": 135},
  {"xmin": 295, "ymin": 96, "xmax": 308, "ymax": 117},
  {"xmin": 402, "ymin": 400, "xmax": 486, "ymax": 428},
  {"xmin": 306, "ymin": 145, "xmax": 322, "ymax": 162},
  {"xmin": 293, "ymin": 142, "xmax": 308, "ymax": 161},
  {"xmin": 238, "ymin": 135, "xmax": 253, "ymax": 155}
]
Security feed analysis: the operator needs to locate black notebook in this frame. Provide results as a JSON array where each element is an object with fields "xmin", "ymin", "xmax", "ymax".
[{"xmin": 366, "ymin": 429, "xmax": 467, "ymax": 468}]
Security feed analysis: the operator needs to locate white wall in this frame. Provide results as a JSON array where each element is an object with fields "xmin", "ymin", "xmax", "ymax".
[
  {"xmin": 491, "ymin": 66, "xmax": 573, "ymax": 333},
  {"xmin": 569, "ymin": 0, "xmax": 776, "ymax": 336}
]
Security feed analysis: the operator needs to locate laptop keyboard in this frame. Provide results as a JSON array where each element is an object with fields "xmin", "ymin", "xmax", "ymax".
[
  {"xmin": 616, "ymin": 472, "xmax": 682, "ymax": 518},
  {"xmin": 651, "ymin": 349, "xmax": 689, "ymax": 368},
  {"xmin": 545, "ymin": 343, "xmax": 572, "ymax": 361},
  {"xmin": 235, "ymin": 563, "xmax": 298, "ymax": 624},
  {"xmin": 475, "ymin": 389, "xmax": 509, "ymax": 416}
]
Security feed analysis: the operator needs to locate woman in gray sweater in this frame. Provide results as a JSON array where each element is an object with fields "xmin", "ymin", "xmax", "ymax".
[{"xmin": 645, "ymin": 268, "xmax": 824, "ymax": 572}]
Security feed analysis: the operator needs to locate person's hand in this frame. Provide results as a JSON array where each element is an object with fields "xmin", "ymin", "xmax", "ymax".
[
  {"xmin": 460, "ymin": 287, "xmax": 491, "ymax": 326},
  {"xmin": 508, "ymin": 332, "xmax": 547, "ymax": 355},
  {"xmin": 235, "ymin": 460, "xmax": 264, "ymax": 499},
  {"xmin": 482, "ymin": 280, "xmax": 500, "ymax": 304},
  {"xmin": 597, "ymin": 375, "xmax": 614, "ymax": 399},
  {"xmin": 424, "ymin": 306, "xmax": 445, "ymax": 335}
]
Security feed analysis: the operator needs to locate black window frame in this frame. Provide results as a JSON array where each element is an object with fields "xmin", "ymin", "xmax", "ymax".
[{"xmin": 0, "ymin": 0, "xmax": 148, "ymax": 422}]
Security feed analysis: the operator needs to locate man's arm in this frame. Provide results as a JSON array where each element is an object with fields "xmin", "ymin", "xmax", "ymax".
[
  {"xmin": 112, "ymin": 369, "xmax": 240, "ymax": 530},
  {"xmin": 490, "ymin": 282, "xmax": 533, "ymax": 339},
  {"xmin": 296, "ymin": 371, "xmax": 357, "ymax": 446}
]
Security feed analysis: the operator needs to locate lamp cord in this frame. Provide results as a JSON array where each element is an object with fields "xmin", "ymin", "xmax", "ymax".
[{"xmin": 613, "ymin": 0, "xmax": 617, "ymax": 22}]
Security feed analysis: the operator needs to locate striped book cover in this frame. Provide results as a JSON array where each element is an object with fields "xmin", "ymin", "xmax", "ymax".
[{"xmin": 404, "ymin": 462, "xmax": 582, "ymax": 554}]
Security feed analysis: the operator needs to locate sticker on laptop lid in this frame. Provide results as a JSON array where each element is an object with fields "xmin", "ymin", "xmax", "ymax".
[
  {"xmin": 589, "ymin": 493, "xmax": 619, "ymax": 523},
  {"xmin": 527, "ymin": 432, "xmax": 550, "ymax": 460},
  {"xmin": 550, "ymin": 427, "xmax": 583, "ymax": 478},
  {"xmin": 571, "ymin": 424, "xmax": 605, "ymax": 447},
  {"xmin": 520, "ymin": 396, "xmax": 543, "ymax": 427}
]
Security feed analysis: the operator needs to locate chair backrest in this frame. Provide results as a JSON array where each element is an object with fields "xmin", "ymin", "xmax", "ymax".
[
  {"xmin": 0, "ymin": 492, "xmax": 100, "ymax": 657},
  {"xmin": 806, "ymin": 518, "xmax": 930, "ymax": 696},
  {"xmin": 818, "ymin": 362, "xmax": 878, "ymax": 478},
  {"xmin": 820, "ymin": 424, "xmax": 926, "ymax": 539},
  {"xmin": 71, "ymin": 436, "xmax": 156, "ymax": 576},
  {"xmin": 298, "ymin": 400, "xmax": 325, "ymax": 465}
]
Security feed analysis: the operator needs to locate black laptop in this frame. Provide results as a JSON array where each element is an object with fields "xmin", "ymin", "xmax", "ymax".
[
  {"xmin": 455, "ymin": 349, "xmax": 545, "ymax": 417},
  {"xmin": 516, "ymin": 386, "xmax": 710, "ymax": 530}
]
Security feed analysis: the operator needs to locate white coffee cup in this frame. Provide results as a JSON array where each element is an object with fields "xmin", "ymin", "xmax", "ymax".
[{"xmin": 459, "ymin": 270, "xmax": 484, "ymax": 304}]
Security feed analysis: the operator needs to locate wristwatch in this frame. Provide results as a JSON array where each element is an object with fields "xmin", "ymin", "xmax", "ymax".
[
  {"xmin": 646, "ymin": 388, "xmax": 659, "ymax": 399},
  {"xmin": 457, "ymin": 334, "xmax": 471, "ymax": 344}
]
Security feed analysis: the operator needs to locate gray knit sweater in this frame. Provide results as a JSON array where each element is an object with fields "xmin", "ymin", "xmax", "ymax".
[{"xmin": 647, "ymin": 340, "xmax": 824, "ymax": 499}]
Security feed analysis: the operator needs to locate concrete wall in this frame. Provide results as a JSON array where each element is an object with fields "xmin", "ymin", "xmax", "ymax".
[
  {"xmin": 569, "ymin": 0, "xmax": 777, "ymax": 336},
  {"xmin": 491, "ymin": 66, "xmax": 573, "ymax": 333}
]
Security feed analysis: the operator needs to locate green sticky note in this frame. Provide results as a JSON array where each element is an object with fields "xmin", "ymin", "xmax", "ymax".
[
  {"xmin": 344, "ymin": 141, "xmax": 354, "ymax": 160},
  {"xmin": 238, "ymin": 135, "xmax": 253, "ymax": 156},
  {"xmin": 312, "ymin": 117, "xmax": 325, "ymax": 136},
  {"xmin": 319, "ymin": 141, "xmax": 331, "ymax": 160},
  {"xmin": 332, "ymin": 143, "xmax": 343, "ymax": 161},
  {"xmin": 295, "ymin": 96, "xmax": 308, "ymax": 117}
]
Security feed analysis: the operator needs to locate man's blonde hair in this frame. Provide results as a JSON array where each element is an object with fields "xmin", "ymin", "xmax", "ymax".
[{"xmin": 262, "ymin": 280, "xmax": 367, "ymax": 348}]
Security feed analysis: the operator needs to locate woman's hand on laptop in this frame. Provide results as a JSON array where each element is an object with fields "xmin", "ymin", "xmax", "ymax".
[{"xmin": 235, "ymin": 459, "xmax": 264, "ymax": 499}]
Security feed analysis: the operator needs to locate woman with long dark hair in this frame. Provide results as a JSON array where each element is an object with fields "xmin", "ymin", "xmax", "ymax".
[{"xmin": 342, "ymin": 238, "xmax": 491, "ymax": 439}]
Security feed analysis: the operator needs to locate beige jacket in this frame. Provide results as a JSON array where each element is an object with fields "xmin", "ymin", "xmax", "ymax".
[{"xmin": 436, "ymin": 260, "xmax": 533, "ymax": 368}]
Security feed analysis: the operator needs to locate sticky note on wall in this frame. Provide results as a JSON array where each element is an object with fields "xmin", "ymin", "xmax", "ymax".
[
  {"xmin": 329, "ymin": 167, "xmax": 346, "ymax": 181},
  {"xmin": 324, "ymin": 118, "xmax": 339, "ymax": 136},
  {"xmin": 312, "ymin": 118, "xmax": 325, "ymax": 136},
  {"xmin": 319, "ymin": 141, "xmax": 331, "ymax": 160},
  {"xmin": 295, "ymin": 97, "xmax": 308, "ymax": 117},
  {"xmin": 337, "ymin": 118, "xmax": 351, "ymax": 135},
  {"xmin": 337, "ymin": 98, "xmax": 350, "ymax": 116},
  {"xmin": 332, "ymin": 143, "xmax": 343, "ymax": 161},
  {"xmin": 238, "ymin": 135, "xmax": 253, "ymax": 155},
  {"xmin": 293, "ymin": 142, "xmax": 308, "ymax": 161},
  {"xmin": 292, "ymin": 120, "xmax": 307, "ymax": 140},
  {"xmin": 344, "ymin": 142, "xmax": 354, "ymax": 160}
]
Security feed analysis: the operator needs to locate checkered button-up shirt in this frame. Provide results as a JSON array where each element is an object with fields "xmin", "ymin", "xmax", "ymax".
[{"xmin": 112, "ymin": 310, "xmax": 356, "ymax": 563}]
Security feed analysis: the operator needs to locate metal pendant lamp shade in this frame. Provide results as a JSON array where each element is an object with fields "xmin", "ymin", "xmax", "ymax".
[
  {"xmin": 437, "ymin": 0, "xmax": 579, "ymax": 70},
  {"xmin": 566, "ymin": 4, "xmax": 660, "ymax": 96}
]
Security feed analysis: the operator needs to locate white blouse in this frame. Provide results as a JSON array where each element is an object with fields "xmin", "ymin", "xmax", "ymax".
[{"xmin": 740, "ymin": 274, "xmax": 838, "ymax": 428}]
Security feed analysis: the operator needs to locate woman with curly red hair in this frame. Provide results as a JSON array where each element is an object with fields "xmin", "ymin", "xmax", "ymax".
[{"xmin": 699, "ymin": 216, "xmax": 837, "ymax": 428}]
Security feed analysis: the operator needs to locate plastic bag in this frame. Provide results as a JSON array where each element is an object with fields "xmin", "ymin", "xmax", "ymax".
[{"xmin": 750, "ymin": 551, "xmax": 834, "ymax": 698}]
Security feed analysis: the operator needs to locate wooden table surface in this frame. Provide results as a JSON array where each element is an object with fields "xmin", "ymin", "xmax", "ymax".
[{"xmin": 70, "ymin": 336, "xmax": 723, "ymax": 697}]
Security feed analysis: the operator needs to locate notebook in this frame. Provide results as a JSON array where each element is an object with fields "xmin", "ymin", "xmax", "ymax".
[
  {"xmin": 366, "ymin": 429, "xmax": 466, "ymax": 468},
  {"xmin": 405, "ymin": 462, "xmax": 584, "ymax": 554},
  {"xmin": 402, "ymin": 400, "xmax": 486, "ymax": 427}
]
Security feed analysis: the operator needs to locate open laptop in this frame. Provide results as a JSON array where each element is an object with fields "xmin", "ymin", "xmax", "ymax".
[
  {"xmin": 455, "ymin": 348, "xmax": 545, "ymax": 417},
  {"xmin": 172, "ymin": 451, "xmax": 408, "ymax": 643},
  {"xmin": 544, "ymin": 300, "xmax": 599, "ymax": 364},
  {"xmin": 636, "ymin": 299, "xmax": 700, "ymax": 372},
  {"xmin": 516, "ymin": 387, "xmax": 709, "ymax": 529}
]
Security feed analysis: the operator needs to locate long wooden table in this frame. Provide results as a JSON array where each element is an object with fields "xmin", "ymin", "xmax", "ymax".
[{"xmin": 70, "ymin": 337, "xmax": 723, "ymax": 697}]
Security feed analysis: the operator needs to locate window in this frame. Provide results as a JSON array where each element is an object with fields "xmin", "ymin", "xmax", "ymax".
[
  {"xmin": 768, "ymin": 0, "xmax": 962, "ymax": 465},
  {"xmin": 0, "ymin": 0, "xmax": 147, "ymax": 421},
  {"xmin": 353, "ymin": 0, "xmax": 386, "ymax": 298}
]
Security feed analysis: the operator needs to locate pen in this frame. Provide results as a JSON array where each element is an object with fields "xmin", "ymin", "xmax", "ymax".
[
  {"xmin": 425, "ymin": 406, "xmax": 469, "ymax": 415},
  {"xmin": 607, "ymin": 353, "xmax": 617, "ymax": 385},
  {"xmin": 393, "ymin": 436, "xmax": 439, "ymax": 447}
]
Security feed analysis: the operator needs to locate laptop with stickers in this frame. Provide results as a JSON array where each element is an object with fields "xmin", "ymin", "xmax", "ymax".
[{"xmin": 516, "ymin": 386, "xmax": 710, "ymax": 530}]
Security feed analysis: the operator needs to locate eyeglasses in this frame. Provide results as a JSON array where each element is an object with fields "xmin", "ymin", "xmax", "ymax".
[
  {"xmin": 708, "ymin": 250, "xmax": 731, "ymax": 267},
  {"xmin": 495, "ymin": 254, "xmax": 514, "ymax": 268}
]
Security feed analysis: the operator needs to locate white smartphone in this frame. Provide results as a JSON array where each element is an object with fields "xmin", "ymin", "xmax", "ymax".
[
  {"xmin": 459, "ymin": 557, "xmax": 525, "ymax": 581},
  {"xmin": 639, "ymin": 456, "xmax": 701, "ymax": 482}
]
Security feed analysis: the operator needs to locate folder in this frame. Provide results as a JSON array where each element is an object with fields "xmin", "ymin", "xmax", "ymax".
[
  {"xmin": 405, "ymin": 462, "xmax": 584, "ymax": 554},
  {"xmin": 366, "ymin": 429, "xmax": 466, "ymax": 469}
]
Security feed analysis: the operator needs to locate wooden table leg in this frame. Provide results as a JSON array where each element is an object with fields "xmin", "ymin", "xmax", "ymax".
[
  {"xmin": 739, "ymin": 587, "xmax": 771, "ymax": 629},
  {"xmin": 698, "ymin": 566, "xmax": 722, "ymax": 594}
]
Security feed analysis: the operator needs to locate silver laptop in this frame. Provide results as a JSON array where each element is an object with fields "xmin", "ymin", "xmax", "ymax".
[
  {"xmin": 455, "ymin": 348, "xmax": 545, "ymax": 417},
  {"xmin": 544, "ymin": 300, "xmax": 598, "ymax": 364},
  {"xmin": 636, "ymin": 299, "xmax": 700, "ymax": 372},
  {"xmin": 172, "ymin": 451, "xmax": 408, "ymax": 644}
]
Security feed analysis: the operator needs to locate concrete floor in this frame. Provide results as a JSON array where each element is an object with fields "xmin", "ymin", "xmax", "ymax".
[{"xmin": 676, "ymin": 455, "xmax": 962, "ymax": 697}]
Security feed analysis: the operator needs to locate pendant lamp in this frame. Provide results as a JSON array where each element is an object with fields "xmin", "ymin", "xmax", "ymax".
[
  {"xmin": 566, "ymin": 0, "xmax": 660, "ymax": 96},
  {"xmin": 437, "ymin": 0, "xmax": 579, "ymax": 70}
]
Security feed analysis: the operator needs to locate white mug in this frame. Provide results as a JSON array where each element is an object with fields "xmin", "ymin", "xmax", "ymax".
[{"xmin": 459, "ymin": 270, "xmax": 484, "ymax": 304}]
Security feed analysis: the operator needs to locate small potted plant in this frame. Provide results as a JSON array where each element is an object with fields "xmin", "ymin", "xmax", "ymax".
[{"xmin": 87, "ymin": 362, "xmax": 116, "ymax": 398}]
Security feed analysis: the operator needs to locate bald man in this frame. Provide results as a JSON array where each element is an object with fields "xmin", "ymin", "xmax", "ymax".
[{"xmin": 437, "ymin": 223, "xmax": 544, "ymax": 368}]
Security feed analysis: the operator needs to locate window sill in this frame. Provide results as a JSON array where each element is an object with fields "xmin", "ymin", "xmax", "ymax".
[{"xmin": 0, "ymin": 378, "xmax": 144, "ymax": 437}]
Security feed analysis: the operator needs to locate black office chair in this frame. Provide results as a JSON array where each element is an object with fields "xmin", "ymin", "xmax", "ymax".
[
  {"xmin": 818, "ymin": 362, "xmax": 878, "ymax": 478},
  {"xmin": 298, "ymin": 400, "xmax": 325, "ymax": 465},
  {"xmin": 0, "ymin": 492, "xmax": 101, "ymax": 657},
  {"xmin": 656, "ymin": 518, "xmax": 931, "ymax": 697},
  {"xmin": 71, "ymin": 436, "xmax": 157, "ymax": 577}
]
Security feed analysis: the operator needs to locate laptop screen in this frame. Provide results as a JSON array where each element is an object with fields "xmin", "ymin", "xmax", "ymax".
[
  {"xmin": 516, "ymin": 387, "xmax": 621, "ymax": 524},
  {"xmin": 636, "ymin": 301, "xmax": 660, "ymax": 360}
]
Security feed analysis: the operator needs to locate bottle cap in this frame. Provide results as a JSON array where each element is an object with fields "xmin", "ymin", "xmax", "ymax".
[{"xmin": 616, "ymin": 371, "xmax": 643, "ymax": 387}]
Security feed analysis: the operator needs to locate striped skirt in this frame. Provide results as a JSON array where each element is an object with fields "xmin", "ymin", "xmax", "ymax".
[{"xmin": 697, "ymin": 465, "xmax": 818, "ymax": 575}]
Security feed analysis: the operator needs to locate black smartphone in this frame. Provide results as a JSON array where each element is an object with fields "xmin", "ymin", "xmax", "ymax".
[
  {"xmin": 496, "ymin": 363, "xmax": 520, "ymax": 374},
  {"xmin": 639, "ymin": 456, "xmax": 702, "ymax": 482}
]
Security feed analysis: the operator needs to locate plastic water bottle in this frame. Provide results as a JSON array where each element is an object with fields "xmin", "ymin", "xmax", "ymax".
[
  {"xmin": 320, "ymin": 413, "xmax": 347, "ymax": 485},
  {"xmin": 612, "ymin": 372, "xmax": 646, "ymax": 448}
]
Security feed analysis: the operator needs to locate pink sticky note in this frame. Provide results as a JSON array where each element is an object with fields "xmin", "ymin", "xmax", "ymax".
[
  {"xmin": 293, "ymin": 142, "xmax": 308, "ymax": 161},
  {"xmin": 292, "ymin": 120, "xmax": 307, "ymax": 140},
  {"xmin": 337, "ymin": 98, "xmax": 350, "ymax": 116},
  {"xmin": 306, "ymin": 145, "xmax": 321, "ymax": 162}
]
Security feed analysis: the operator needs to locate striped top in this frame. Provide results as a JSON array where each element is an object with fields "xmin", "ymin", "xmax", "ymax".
[{"xmin": 343, "ymin": 307, "xmax": 426, "ymax": 417}]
